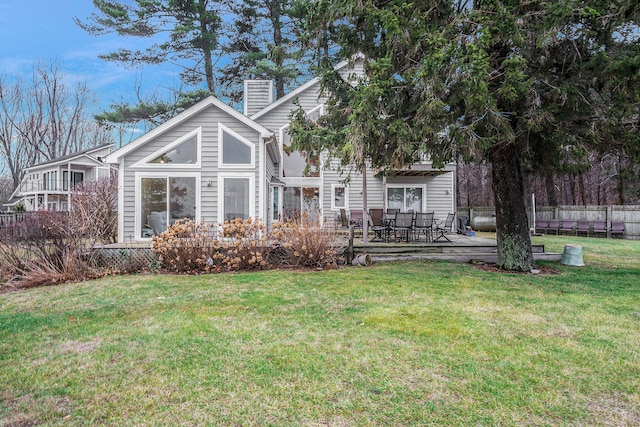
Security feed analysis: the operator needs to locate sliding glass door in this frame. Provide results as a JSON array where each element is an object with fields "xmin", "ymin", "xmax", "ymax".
[{"xmin": 140, "ymin": 176, "xmax": 197, "ymax": 237}]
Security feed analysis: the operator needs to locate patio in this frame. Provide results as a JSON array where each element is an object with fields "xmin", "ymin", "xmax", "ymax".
[
  {"xmin": 96, "ymin": 227, "xmax": 561, "ymax": 267},
  {"xmin": 345, "ymin": 231, "xmax": 561, "ymax": 263}
]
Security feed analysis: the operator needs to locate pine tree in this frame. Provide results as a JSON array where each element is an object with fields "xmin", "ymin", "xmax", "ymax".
[{"xmin": 290, "ymin": 0, "xmax": 640, "ymax": 271}]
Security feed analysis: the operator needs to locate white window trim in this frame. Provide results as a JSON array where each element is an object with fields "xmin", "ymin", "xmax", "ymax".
[
  {"xmin": 270, "ymin": 185, "xmax": 282, "ymax": 222},
  {"xmin": 62, "ymin": 169, "xmax": 85, "ymax": 190},
  {"xmin": 279, "ymin": 124, "xmax": 290, "ymax": 178},
  {"xmin": 217, "ymin": 172, "xmax": 256, "ymax": 224},
  {"xmin": 134, "ymin": 171, "xmax": 201, "ymax": 240},
  {"xmin": 43, "ymin": 170, "xmax": 59, "ymax": 191},
  {"xmin": 331, "ymin": 184, "xmax": 349, "ymax": 211},
  {"xmin": 218, "ymin": 123, "xmax": 255, "ymax": 169},
  {"xmin": 306, "ymin": 104, "xmax": 324, "ymax": 120},
  {"xmin": 385, "ymin": 184, "xmax": 427, "ymax": 212},
  {"xmin": 132, "ymin": 127, "xmax": 201, "ymax": 169},
  {"xmin": 279, "ymin": 124, "xmax": 323, "ymax": 185}
]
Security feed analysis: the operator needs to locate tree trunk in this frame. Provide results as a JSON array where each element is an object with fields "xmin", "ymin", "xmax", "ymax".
[
  {"xmin": 618, "ymin": 155, "xmax": 626, "ymax": 205},
  {"xmin": 545, "ymin": 172, "xmax": 557, "ymax": 206},
  {"xmin": 489, "ymin": 142, "xmax": 536, "ymax": 272},
  {"xmin": 578, "ymin": 173, "xmax": 587, "ymax": 205},
  {"xmin": 269, "ymin": 1, "xmax": 286, "ymax": 99},
  {"xmin": 362, "ymin": 169, "xmax": 368, "ymax": 245}
]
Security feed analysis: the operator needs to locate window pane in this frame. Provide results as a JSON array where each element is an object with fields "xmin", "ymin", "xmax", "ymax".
[
  {"xmin": 272, "ymin": 187, "xmax": 280, "ymax": 221},
  {"xmin": 282, "ymin": 129, "xmax": 319, "ymax": 177},
  {"xmin": 283, "ymin": 186, "xmax": 301, "ymax": 219},
  {"xmin": 141, "ymin": 177, "xmax": 167, "ymax": 237},
  {"xmin": 169, "ymin": 177, "xmax": 196, "ymax": 222},
  {"xmin": 222, "ymin": 131, "xmax": 251, "ymax": 164},
  {"xmin": 224, "ymin": 178, "xmax": 250, "ymax": 221},
  {"xmin": 387, "ymin": 188, "xmax": 404, "ymax": 210},
  {"xmin": 149, "ymin": 135, "xmax": 197, "ymax": 164},
  {"xmin": 72, "ymin": 172, "xmax": 84, "ymax": 186},
  {"xmin": 303, "ymin": 187, "xmax": 320, "ymax": 221},
  {"xmin": 307, "ymin": 106, "xmax": 322, "ymax": 122},
  {"xmin": 334, "ymin": 186, "xmax": 345, "ymax": 208},
  {"xmin": 406, "ymin": 187, "xmax": 422, "ymax": 212}
]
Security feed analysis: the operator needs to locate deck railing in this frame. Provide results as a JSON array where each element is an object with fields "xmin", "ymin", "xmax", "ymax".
[{"xmin": 18, "ymin": 180, "xmax": 84, "ymax": 193}]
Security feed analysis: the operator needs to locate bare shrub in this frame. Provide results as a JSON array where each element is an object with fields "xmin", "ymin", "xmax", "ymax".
[
  {"xmin": 151, "ymin": 219, "xmax": 219, "ymax": 273},
  {"xmin": 218, "ymin": 218, "xmax": 269, "ymax": 271},
  {"xmin": 0, "ymin": 211, "xmax": 100, "ymax": 289},
  {"xmin": 151, "ymin": 218, "xmax": 270, "ymax": 273},
  {"xmin": 70, "ymin": 175, "xmax": 118, "ymax": 244},
  {"xmin": 270, "ymin": 213, "xmax": 344, "ymax": 268}
]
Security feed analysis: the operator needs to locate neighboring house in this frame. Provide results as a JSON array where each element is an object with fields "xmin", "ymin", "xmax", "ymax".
[
  {"xmin": 4, "ymin": 144, "xmax": 114, "ymax": 212},
  {"xmin": 106, "ymin": 57, "xmax": 456, "ymax": 242}
]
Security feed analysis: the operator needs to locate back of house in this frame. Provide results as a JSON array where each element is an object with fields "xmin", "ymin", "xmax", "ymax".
[{"xmin": 106, "ymin": 57, "xmax": 456, "ymax": 242}]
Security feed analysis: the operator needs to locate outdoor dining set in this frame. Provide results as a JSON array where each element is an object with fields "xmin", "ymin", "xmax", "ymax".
[{"xmin": 341, "ymin": 208, "xmax": 456, "ymax": 243}]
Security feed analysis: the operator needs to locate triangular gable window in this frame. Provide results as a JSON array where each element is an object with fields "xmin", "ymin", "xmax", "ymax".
[
  {"xmin": 133, "ymin": 127, "xmax": 201, "ymax": 168},
  {"xmin": 149, "ymin": 135, "xmax": 197, "ymax": 164},
  {"xmin": 219, "ymin": 124, "xmax": 254, "ymax": 167}
]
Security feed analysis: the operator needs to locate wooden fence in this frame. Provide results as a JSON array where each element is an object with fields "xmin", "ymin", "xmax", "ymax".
[{"xmin": 458, "ymin": 205, "xmax": 640, "ymax": 240}]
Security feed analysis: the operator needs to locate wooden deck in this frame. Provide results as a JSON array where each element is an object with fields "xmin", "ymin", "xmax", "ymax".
[
  {"xmin": 100, "ymin": 231, "xmax": 562, "ymax": 265},
  {"xmin": 348, "ymin": 232, "xmax": 562, "ymax": 263}
]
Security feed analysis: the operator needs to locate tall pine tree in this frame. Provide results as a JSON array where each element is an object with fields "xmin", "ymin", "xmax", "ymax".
[
  {"xmin": 219, "ymin": 0, "xmax": 311, "ymax": 104},
  {"xmin": 291, "ymin": 0, "xmax": 640, "ymax": 271}
]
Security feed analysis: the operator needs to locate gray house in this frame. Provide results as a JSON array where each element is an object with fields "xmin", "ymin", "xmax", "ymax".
[
  {"xmin": 106, "ymin": 58, "xmax": 456, "ymax": 242},
  {"xmin": 5, "ymin": 144, "xmax": 114, "ymax": 212}
]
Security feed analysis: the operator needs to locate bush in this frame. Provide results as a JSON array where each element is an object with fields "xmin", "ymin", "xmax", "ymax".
[
  {"xmin": 151, "ymin": 215, "xmax": 346, "ymax": 274},
  {"xmin": 218, "ymin": 218, "xmax": 269, "ymax": 271},
  {"xmin": 70, "ymin": 176, "xmax": 118, "ymax": 244},
  {"xmin": 1, "ymin": 177, "xmax": 121, "ymax": 290},
  {"xmin": 151, "ymin": 219, "xmax": 219, "ymax": 274},
  {"xmin": 270, "ymin": 213, "xmax": 344, "ymax": 268},
  {"xmin": 0, "ymin": 211, "xmax": 100, "ymax": 289},
  {"xmin": 151, "ymin": 218, "xmax": 270, "ymax": 274}
]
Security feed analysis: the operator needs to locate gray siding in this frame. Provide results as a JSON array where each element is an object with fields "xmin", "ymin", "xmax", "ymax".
[
  {"xmin": 255, "ymin": 80, "xmax": 325, "ymax": 132},
  {"xmin": 252, "ymin": 56, "xmax": 456, "ymax": 221},
  {"xmin": 119, "ymin": 104, "xmax": 263, "ymax": 241}
]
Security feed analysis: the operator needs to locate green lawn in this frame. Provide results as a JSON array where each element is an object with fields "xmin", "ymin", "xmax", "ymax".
[{"xmin": 1, "ymin": 237, "xmax": 639, "ymax": 426}]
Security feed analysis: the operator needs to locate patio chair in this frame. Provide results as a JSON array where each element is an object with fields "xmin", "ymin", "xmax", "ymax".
[
  {"xmin": 349, "ymin": 209, "xmax": 364, "ymax": 236},
  {"xmin": 392, "ymin": 212, "xmax": 414, "ymax": 242},
  {"xmin": 368, "ymin": 208, "xmax": 387, "ymax": 242},
  {"xmin": 592, "ymin": 220, "xmax": 606, "ymax": 237},
  {"xmin": 546, "ymin": 219, "xmax": 560, "ymax": 235},
  {"xmin": 414, "ymin": 212, "xmax": 435, "ymax": 242},
  {"xmin": 610, "ymin": 221, "xmax": 625, "ymax": 239},
  {"xmin": 434, "ymin": 213, "xmax": 455, "ymax": 243},
  {"xmin": 147, "ymin": 212, "xmax": 167, "ymax": 235},
  {"xmin": 559, "ymin": 220, "xmax": 574, "ymax": 235},
  {"xmin": 385, "ymin": 208, "xmax": 400, "ymax": 218},
  {"xmin": 575, "ymin": 219, "xmax": 590, "ymax": 236}
]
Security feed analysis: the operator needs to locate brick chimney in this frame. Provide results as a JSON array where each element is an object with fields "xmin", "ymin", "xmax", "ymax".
[{"xmin": 244, "ymin": 80, "xmax": 274, "ymax": 116}]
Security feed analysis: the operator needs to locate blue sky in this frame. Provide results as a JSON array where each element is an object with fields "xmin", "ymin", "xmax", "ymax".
[{"xmin": 0, "ymin": 1, "xmax": 182, "ymax": 114}]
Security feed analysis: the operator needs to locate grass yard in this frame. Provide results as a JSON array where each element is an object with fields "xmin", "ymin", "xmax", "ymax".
[{"xmin": 1, "ymin": 237, "xmax": 639, "ymax": 426}]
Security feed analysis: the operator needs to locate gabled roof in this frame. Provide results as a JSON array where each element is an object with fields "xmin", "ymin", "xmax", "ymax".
[
  {"xmin": 106, "ymin": 96, "xmax": 274, "ymax": 164},
  {"xmin": 250, "ymin": 54, "xmax": 365, "ymax": 121},
  {"xmin": 26, "ymin": 143, "xmax": 114, "ymax": 171}
]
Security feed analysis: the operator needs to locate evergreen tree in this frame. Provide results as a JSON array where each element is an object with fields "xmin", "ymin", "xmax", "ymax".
[
  {"xmin": 290, "ymin": 0, "xmax": 640, "ymax": 271},
  {"xmin": 220, "ymin": 0, "xmax": 311, "ymax": 104},
  {"xmin": 76, "ymin": 0, "xmax": 222, "ymax": 93}
]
